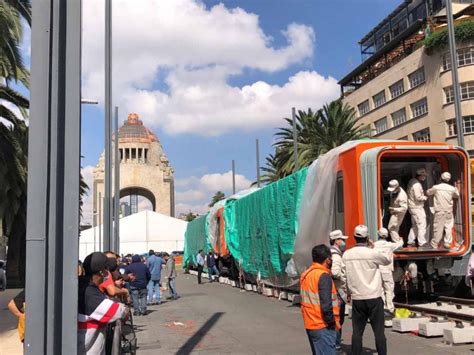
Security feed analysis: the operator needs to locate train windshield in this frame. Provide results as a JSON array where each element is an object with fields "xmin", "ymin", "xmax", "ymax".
[{"xmin": 377, "ymin": 149, "xmax": 470, "ymax": 255}]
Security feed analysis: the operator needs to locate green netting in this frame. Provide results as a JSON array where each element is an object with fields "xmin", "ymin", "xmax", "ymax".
[
  {"xmin": 183, "ymin": 214, "xmax": 211, "ymax": 267},
  {"xmin": 224, "ymin": 167, "xmax": 308, "ymax": 280}
]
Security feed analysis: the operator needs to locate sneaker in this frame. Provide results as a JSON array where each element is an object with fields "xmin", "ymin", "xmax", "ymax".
[
  {"xmin": 419, "ymin": 244, "xmax": 434, "ymax": 250},
  {"xmin": 443, "ymin": 243, "xmax": 452, "ymax": 249},
  {"xmin": 133, "ymin": 311, "xmax": 139, "ymax": 316},
  {"xmin": 407, "ymin": 243, "xmax": 416, "ymax": 247}
]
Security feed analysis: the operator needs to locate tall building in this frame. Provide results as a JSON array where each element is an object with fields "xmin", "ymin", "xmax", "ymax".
[
  {"xmin": 93, "ymin": 113, "xmax": 175, "ymax": 226},
  {"xmin": 340, "ymin": 0, "xmax": 474, "ymax": 154}
]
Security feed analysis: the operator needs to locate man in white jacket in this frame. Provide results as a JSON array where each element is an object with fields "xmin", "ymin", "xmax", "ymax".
[
  {"xmin": 343, "ymin": 225, "xmax": 391, "ymax": 355},
  {"xmin": 329, "ymin": 230, "xmax": 348, "ymax": 352},
  {"xmin": 426, "ymin": 172, "xmax": 459, "ymax": 249},
  {"xmin": 387, "ymin": 180, "xmax": 407, "ymax": 242},
  {"xmin": 407, "ymin": 168, "xmax": 428, "ymax": 247},
  {"xmin": 373, "ymin": 228, "xmax": 403, "ymax": 314}
]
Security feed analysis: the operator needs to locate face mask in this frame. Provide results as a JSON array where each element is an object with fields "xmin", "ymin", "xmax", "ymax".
[{"xmin": 339, "ymin": 241, "xmax": 346, "ymax": 252}]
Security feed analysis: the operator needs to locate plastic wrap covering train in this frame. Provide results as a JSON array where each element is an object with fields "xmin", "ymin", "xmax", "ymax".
[{"xmin": 183, "ymin": 140, "xmax": 472, "ymax": 291}]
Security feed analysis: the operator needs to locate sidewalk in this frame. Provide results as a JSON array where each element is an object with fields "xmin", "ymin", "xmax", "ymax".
[{"xmin": 0, "ymin": 289, "xmax": 23, "ymax": 355}]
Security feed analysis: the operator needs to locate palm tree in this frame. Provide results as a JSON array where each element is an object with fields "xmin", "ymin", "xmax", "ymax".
[
  {"xmin": 0, "ymin": 0, "xmax": 30, "ymax": 85},
  {"xmin": 0, "ymin": 0, "xmax": 31, "ymax": 285},
  {"xmin": 312, "ymin": 100, "xmax": 367, "ymax": 154},
  {"xmin": 264, "ymin": 99, "xmax": 368, "ymax": 182},
  {"xmin": 209, "ymin": 191, "xmax": 225, "ymax": 207},
  {"xmin": 0, "ymin": 121, "xmax": 27, "ymax": 283}
]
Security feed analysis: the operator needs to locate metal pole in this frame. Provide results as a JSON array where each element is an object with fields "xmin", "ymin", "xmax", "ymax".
[
  {"xmin": 99, "ymin": 192, "xmax": 102, "ymax": 251},
  {"xmin": 93, "ymin": 211, "xmax": 96, "ymax": 252},
  {"xmin": 104, "ymin": 0, "xmax": 113, "ymax": 250},
  {"xmin": 232, "ymin": 160, "xmax": 236, "ymax": 194},
  {"xmin": 446, "ymin": 0, "xmax": 464, "ymax": 148},
  {"xmin": 25, "ymin": 0, "xmax": 81, "ymax": 352},
  {"xmin": 114, "ymin": 106, "xmax": 120, "ymax": 253},
  {"xmin": 256, "ymin": 139, "xmax": 260, "ymax": 187},
  {"xmin": 292, "ymin": 107, "xmax": 299, "ymax": 171}
]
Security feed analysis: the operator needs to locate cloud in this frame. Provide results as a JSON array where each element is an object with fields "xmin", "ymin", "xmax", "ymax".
[
  {"xmin": 81, "ymin": 165, "xmax": 95, "ymax": 225},
  {"xmin": 174, "ymin": 170, "xmax": 252, "ymax": 215},
  {"xmin": 82, "ymin": 0, "xmax": 339, "ymax": 136}
]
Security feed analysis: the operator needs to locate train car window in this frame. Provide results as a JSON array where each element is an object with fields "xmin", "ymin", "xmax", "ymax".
[
  {"xmin": 334, "ymin": 171, "xmax": 345, "ymax": 231},
  {"xmin": 336, "ymin": 172, "xmax": 344, "ymax": 213}
]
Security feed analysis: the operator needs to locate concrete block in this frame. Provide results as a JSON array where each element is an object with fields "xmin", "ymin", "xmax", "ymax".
[
  {"xmin": 279, "ymin": 291, "xmax": 288, "ymax": 300},
  {"xmin": 419, "ymin": 321, "xmax": 455, "ymax": 337},
  {"xmin": 346, "ymin": 305, "xmax": 352, "ymax": 319},
  {"xmin": 230, "ymin": 280, "xmax": 237, "ymax": 287},
  {"xmin": 392, "ymin": 317, "xmax": 431, "ymax": 332},
  {"xmin": 443, "ymin": 326, "xmax": 474, "ymax": 345},
  {"xmin": 263, "ymin": 287, "xmax": 273, "ymax": 297},
  {"xmin": 287, "ymin": 293, "xmax": 295, "ymax": 302},
  {"xmin": 244, "ymin": 284, "xmax": 253, "ymax": 291},
  {"xmin": 273, "ymin": 289, "xmax": 279, "ymax": 298},
  {"xmin": 252, "ymin": 285, "xmax": 258, "ymax": 292},
  {"xmin": 292, "ymin": 295, "xmax": 302, "ymax": 305}
]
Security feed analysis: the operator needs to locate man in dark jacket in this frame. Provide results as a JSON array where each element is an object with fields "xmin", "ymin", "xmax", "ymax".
[
  {"xmin": 206, "ymin": 251, "xmax": 218, "ymax": 282},
  {"xmin": 125, "ymin": 254, "xmax": 151, "ymax": 316}
]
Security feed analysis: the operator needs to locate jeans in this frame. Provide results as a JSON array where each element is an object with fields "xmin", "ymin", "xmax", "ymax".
[
  {"xmin": 306, "ymin": 328, "xmax": 337, "ymax": 355},
  {"xmin": 130, "ymin": 287, "xmax": 147, "ymax": 314},
  {"xmin": 208, "ymin": 265, "xmax": 219, "ymax": 281},
  {"xmin": 168, "ymin": 277, "xmax": 178, "ymax": 298},
  {"xmin": 147, "ymin": 279, "xmax": 161, "ymax": 304},
  {"xmin": 336, "ymin": 295, "xmax": 346, "ymax": 349},
  {"xmin": 197, "ymin": 265, "xmax": 203, "ymax": 284},
  {"xmin": 351, "ymin": 297, "xmax": 386, "ymax": 355}
]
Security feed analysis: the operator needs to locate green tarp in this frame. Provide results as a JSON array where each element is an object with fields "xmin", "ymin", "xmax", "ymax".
[
  {"xmin": 224, "ymin": 167, "xmax": 308, "ymax": 280},
  {"xmin": 183, "ymin": 214, "xmax": 211, "ymax": 267}
]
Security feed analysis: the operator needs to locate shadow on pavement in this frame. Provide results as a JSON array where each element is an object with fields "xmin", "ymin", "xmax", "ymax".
[
  {"xmin": 175, "ymin": 312, "xmax": 224, "ymax": 355},
  {"xmin": 341, "ymin": 343, "xmax": 377, "ymax": 354}
]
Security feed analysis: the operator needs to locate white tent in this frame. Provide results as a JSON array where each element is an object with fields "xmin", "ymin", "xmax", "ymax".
[{"xmin": 79, "ymin": 210, "xmax": 187, "ymax": 260}]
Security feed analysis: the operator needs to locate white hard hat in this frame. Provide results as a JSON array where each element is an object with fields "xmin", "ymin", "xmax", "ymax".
[
  {"xmin": 378, "ymin": 228, "xmax": 389, "ymax": 238},
  {"xmin": 416, "ymin": 168, "xmax": 427, "ymax": 176},
  {"xmin": 329, "ymin": 230, "xmax": 348, "ymax": 240},
  {"xmin": 441, "ymin": 172, "xmax": 451, "ymax": 182},
  {"xmin": 387, "ymin": 179, "xmax": 399, "ymax": 192},
  {"xmin": 354, "ymin": 225, "xmax": 369, "ymax": 238}
]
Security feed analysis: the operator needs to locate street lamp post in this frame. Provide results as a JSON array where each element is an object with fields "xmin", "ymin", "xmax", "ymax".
[
  {"xmin": 113, "ymin": 106, "xmax": 120, "ymax": 253},
  {"xmin": 446, "ymin": 0, "xmax": 464, "ymax": 148},
  {"xmin": 104, "ymin": 0, "xmax": 113, "ymax": 251}
]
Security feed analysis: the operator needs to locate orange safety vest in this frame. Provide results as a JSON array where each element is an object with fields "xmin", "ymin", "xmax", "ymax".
[{"xmin": 300, "ymin": 262, "xmax": 340, "ymax": 330}]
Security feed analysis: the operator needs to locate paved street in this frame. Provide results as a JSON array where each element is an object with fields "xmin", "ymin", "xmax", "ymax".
[{"xmin": 134, "ymin": 273, "xmax": 474, "ymax": 354}]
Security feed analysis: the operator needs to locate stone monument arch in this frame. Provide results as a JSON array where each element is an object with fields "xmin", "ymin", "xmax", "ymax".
[{"xmin": 93, "ymin": 113, "xmax": 174, "ymax": 225}]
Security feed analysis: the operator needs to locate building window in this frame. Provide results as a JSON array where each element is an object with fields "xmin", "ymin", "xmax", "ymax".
[
  {"xmin": 409, "ymin": 67, "xmax": 425, "ymax": 88},
  {"xmin": 444, "ymin": 81, "xmax": 474, "ymax": 104},
  {"xmin": 461, "ymin": 81, "xmax": 474, "ymax": 101},
  {"xmin": 444, "ymin": 86, "xmax": 454, "ymax": 104},
  {"xmin": 412, "ymin": 128, "xmax": 431, "ymax": 142},
  {"xmin": 391, "ymin": 108, "xmax": 407, "ymax": 127},
  {"xmin": 358, "ymin": 100, "xmax": 370, "ymax": 116},
  {"xmin": 374, "ymin": 117, "xmax": 388, "ymax": 134},
  {"xmin": 390, "ymin": 80, "xmax": 404, "ymax": 99},
  {"xmin": 373, "ymin": 91, "xmax": 386, "ymax": 108},
  {"xmin": 442, "ymin": 46, "xmax": 474, "ymax": 71},
  {"xmin": 410, "ymin": 97, "xmax": 428, "ymax": 118},
  {"xmin": 446, "ymin": 116, "xmax": 474, "ymax": 136}
]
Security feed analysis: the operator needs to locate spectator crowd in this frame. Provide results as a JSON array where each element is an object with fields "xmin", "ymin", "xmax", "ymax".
[{"xmin": 75, "ymin": 249, "xmax": 179, "ymax": 354}]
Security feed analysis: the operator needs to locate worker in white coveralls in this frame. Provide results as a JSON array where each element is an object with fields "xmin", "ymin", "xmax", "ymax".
[
  {"xmin": 407, "ymin": 168, "xmax": 428, "ymax": 248},
  {"xmin": 387, "ymin": 180, "xmax": 407, "ymax": 242},
  {"xmin": 373, "ymin": 228, "xmax": 403, "ymax": 314},
  {"xmin": 426, "ymin": 172, "xmax": 459, "ymax": 249},
  {"xmin": 329, "ymin": 230, "xmax": 348, "ymax": 352}
]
